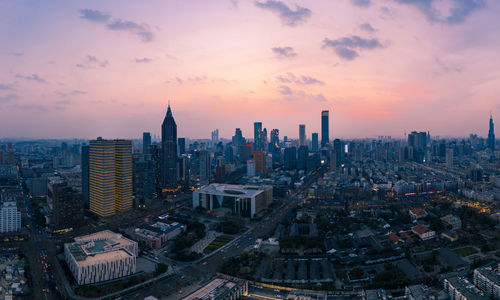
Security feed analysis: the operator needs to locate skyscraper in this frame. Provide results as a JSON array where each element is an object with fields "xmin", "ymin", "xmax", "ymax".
[
  {"xmin": 142, "ymin": 132, "xmax": 151, "ymax": 154},
  {"xmin": 161, "ymin": 105, "xmax": 178, "ymax": 188},
  {"xmin": 254, "ymin": 122, "xmax": 263, "ymax": 151},
  {"xmin": 89, "ymin": 139, "xmax": 133, "ymax": 217},
  {"xmin": 269, "ymin": 129, "xmax": 280, "ymax": 153},
  {"xmin": 178, "ymin": 138, "xmax": 186, "ymax": 155},
  {"xmin": 299, "ymin": 124, "xmax": 306, "ymax": 147},
  {"xmin": 211, "ymin": 129, "xmax": 219, "ymax": 146},
  {"xmin": 133, "ymin": 153, "xmax": 156, "ymax": 206},
  {"xmin": 321, "ymin": 110, "xmax": 329, "ymax": 147},
  {"xmin": 487, "ymin": 113, "xmax": 495, "ymax": 151},
  {"xmin": 81, "ymin": 145, "xmax": 89, "ymax": 209},
  {"xmin": 52, "ymin": 183, "xmax": 83, "ymax": 229},
  {"xmin": 311, "ymin": 133, "xmax": 319, "ymax": 152}
]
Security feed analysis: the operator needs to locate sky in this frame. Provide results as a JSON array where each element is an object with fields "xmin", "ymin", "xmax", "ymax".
[{"xmin": 0, "ymin": 0, "xmax": 499, "ymax": 140}]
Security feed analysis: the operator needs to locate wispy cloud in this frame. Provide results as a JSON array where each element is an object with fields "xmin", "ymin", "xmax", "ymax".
[
  {"xmin": 272, "ymin": 46, "xmax": 297, "ymax": 58},
  {"xmin": 171, "ymin": 76, "xmax": 237, "ymax": 85},
  {"xmin": 55, "ymin": 90, "xmax": 86, "ymax": 97},
  {"xmin": 15, "ymin": 73, "xmax": 46, "ymax": 83},
  {"xmin": 254, "ymin": 1, "xmax": 311, "ymax": 27},
  {"xmin": 392, "ymin": 0, "xmax": 485, "ymax": 24},
  {"xmin": 322, "ymin": 35, "xmax": 384, "ymax": 60},
  {"xmin": 360, "ymin": 22, "xmax": 376, "ymax": 33},
  {"xmin": 0, "ymin": 94, "xmax": 19, "ymax": 103},
  {"xmin": 351, "ymin": 0, "xmax": 371, "ymax": 7},
  {"xmin": 79, "ymin": 9, "xmax": 155, "ymax": 42},
  {"xmin": 76, "ymin": 55, "xmax": 109, "ymax": 69},
  {"xmin": 278, "ymin": 85, "xmax": 327, "ymax": 102},
  {"xmin": 134, "ymin": 57, "xmax": 153, "ymax": 63},
  {"xmin": 276, "ymin": 73, "xmax": 325, "ymax": 85},
  {"xmin": 78, "ymin": 9, "xmax": 111, "ymax": 23},
  {"xmin": 0, "ymin": 84, "xmax": 13, "ymax": 90}
]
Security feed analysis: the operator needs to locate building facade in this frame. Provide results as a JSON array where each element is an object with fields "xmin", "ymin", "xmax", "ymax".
[
  {"xmin": 161, "ymin": 105, "xmax": 178, "ymax": 188},
  {"xmin": 0, "ymin": 202, "xmax": 21, "ymax": 233},
  {"xmin": 321, "ymin": 110, "xmax": 329, "ymax": 147}
]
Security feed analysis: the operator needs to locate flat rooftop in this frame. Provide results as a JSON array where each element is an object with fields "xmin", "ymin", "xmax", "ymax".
[
  {"xmin": 197, "ymin": 184, "xmax": 271, "ymax": 198},
  {"xmin": 183, "ymin": 277, "xmax": 243, "ymax": 300}
]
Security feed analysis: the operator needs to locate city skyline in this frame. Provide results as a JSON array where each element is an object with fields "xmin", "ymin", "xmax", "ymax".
[{"xmin": 1, "ymin": 0, "xmax": 500, "ymax": 139}]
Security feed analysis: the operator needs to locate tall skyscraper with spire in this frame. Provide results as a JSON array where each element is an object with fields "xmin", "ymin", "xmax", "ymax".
[
  {"xmin": 161, "ymin": 105, "xmax": 178, "ymax": 188},
  {"xmin": 487, "ymin": 113, "xmax": 495, "ymax": 151}
]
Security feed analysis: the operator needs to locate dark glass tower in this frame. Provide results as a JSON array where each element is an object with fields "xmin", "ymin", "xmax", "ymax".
[
  {"xmin": 161, "ymin": 105, "xmax": 178, "ymax": 188},
  {"xmin": 321, "ymin": 110, "xmax": 329, "ymax": 147},
  {"xmin": 143, "ymin": 132, "xmax": 151, "ymax": 154},
  {"xmin": 487, "ymin": 113, "xmax": 495, "ymax": 151},
  {"xmin": 254, "ymin": 122, "xmax": 263, "ymax": 151},
  {"xmin": 311, "ymin": 133, "xmax": 319, "ymax": 152},
  {"xmin": 81, "ymin": 145, "xmax": 89, "ymax": 209}
]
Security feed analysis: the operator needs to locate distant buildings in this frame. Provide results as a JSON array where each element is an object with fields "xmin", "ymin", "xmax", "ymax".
[
  {"xmin": 64, "ymin": 230, "xmax": 138, "ymax": 285},
  {"xmin": 142, "ymin": 132, "xmax": 151, "ymax": 154},
  {"xmin": 89, "ymin": 139, "xmax": 133, "ymax": 217},
  {"xmin": 299, "ymin": 124, "xmax": 306, "ymax": 147},
  {"xmin": 0, "ymin": 202, "xmax": 21, "ymax": 233},
  {"xmin": 193, "ymin": 184, "xmax": 273, "ymax": 218},
  {"xmin": 161, "ymin": 105, "xmax": 178, "ymax": 188},
  {"xmin": 81, "ymin": 145, "xmax": 89, "ymax": 208},
  {"xmin": 133, "ymin": 153, "xmax": 156, "ymax": 206},
  {"xmin": 311, "ymin": 133, "xmax": 319, "ymax": 152},
  {"xmin": 446, "ymin": 148, "xmax": 454, "ymax": 168},
  {"xmin": 441, "ymin": 214, "xmax": 462, "ymax": 230}
]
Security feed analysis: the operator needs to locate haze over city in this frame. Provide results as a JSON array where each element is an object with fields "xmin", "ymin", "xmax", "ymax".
[{"xmin": 1, "ymin": 0, "xmax": 499, "ymax": 139}]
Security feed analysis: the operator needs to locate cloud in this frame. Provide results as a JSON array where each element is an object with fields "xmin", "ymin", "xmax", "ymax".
[
  {"xmin": 0, "ymin": 84, "xmax": 12, "ymax": 90},
  {"xmin": 392, "ymin": 0, "xmax": 485, "ymax": 24},
  {"xmin": 276, "ymin": 73, "xmax": 325, "ymax": 85},
  {"xmin": 10, "ymin": 52, "xmax": 23, "ymax": 57},
  {"xmin": 78, "ymin": 9, "xmax": 111, "ymax": 23},
  {"xmin": 76, "ymin": 55, "xmax": 109, "ymax": 69},
  {"xmin": 254, "ymin": 1, "xmax": 311, "ymax": 27},
  {"xmin": 134, "ymin": 57, "xmax": 152, "ymax": 63},
  {"xmin": 171, "ymin": 76, "xmax": 237, "ymax": 85},
  {"xmin": 322, "ymin": 35, "xmax": 384, "ymax": 60},
  {"xmin": 351, "ymin": 0, "xmax": 371, "ymax": 7},
  {"xmin": 79, "ymin": 8, "xmax": 155, "ymax": 42},
  {"xmin": 435, "ymin": 58, "xmax": 462, "ymax": 74},
  {"xmin": 360, "ymin": 22, "xmax": 376, "ymax": 33},
  {"xmin": 272, "ymin": 46, "xmax": 297, "ymax": 58},
  {"xmin": 15, "ymin": 73, "xmax": 46, "ymax": 83},
  {"xmin": 0, "ymin": 94, "xmax": 19, "ymax": 103},
  {"xmin": 277, "ymin": 85, "xmax": 327, "ymax": 102},
  {"xmin": 55, "ymin": 90, "xmax": 86, "ymax": 97}
]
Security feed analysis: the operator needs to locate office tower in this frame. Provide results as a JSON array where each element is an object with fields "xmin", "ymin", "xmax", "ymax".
[
  {"xmin": 161, "ymin": 105, "xmax": 178, "ymax": 188},
  {"xmin": 7, "ymin": 142, "xmax": 14, "ymax": 165},
  {"xmin": 251, "ymin": 151, "xmax": 265, "ymax": 173},
  {"xmin": 211, "ymin": 129, "xmax": 219, "ymax": 146},
  {"xmin": 299, "ymin": 124, "xmax": 306, "ymax": 147},
  {"xmin": 311, "ymin": 133, "xmax": 319, "ymax": 152},
  {"xmin": 321, "ymin": 110, "xmax": 329, "ymax": 147},
  {"xmin": 178, "ymin": 138, "xmax": 186, "ymax": 155},
  {"xmin": 333, "ymin": 139, "xmax": 343, "ymax": 167},
  {"xmin": 446, "ymin": 148, "xmax": 454, "ymax": 168},
  {"xmin": 284, "ymin": 147, "xmax": 297, "ymax": 170},
  {"xmin": 254, "ymin": 122, "xmax": 264, "ymax": 151},
  {"xmin": 269, "ymin": 129, "xmax": 280, "ymax": 153},
  {"xmin": 239, "ymin": 143, "xmax": 252, "ymax": 163},
  {"xmin": 0, "ymin": 202, "xmax": 21, "ymax": 233},
  {"xmin": 199, "ymin": 150, "xmax": 210, "ymax": 185},
  {"xmin": 263, "ymin": 128, "xmax": 268, "ymax": 151},
  {"xmin": 247, "ymin": 160, "xmax": 256, "ymax": 177},
  {"xmin": 89, "ymin": 139, "xmax": 133, "ymax": 217},
  {"xmin": 133, "ymin": 153, "xmax": 156, "ymax": 206},
  {"xmin": 52, "ymin": 183, "xmax": 83, "ymax": 229},
  {"xmin": 487, "ymin": 113, "xmax": 495, "ymax": 151},
  {"xmin": 408, "ymin": 131, "xmax": 427, "ymax": 163},
  {"xmin": 297, "ymin": 145, "xmax": 308, "ymax": 170},
  {"xmin": 224, "ymin": 143, "xmax": 234, "ymax": 164},
  {"xmin": 142, "ymin": 132, "xmax": 151, "ymax": 154},
  {"xmin": 232, "ymin": 128, "xmax": 244, "ymax": 148},
  {"xmin": 178, "ymin": 155, "xmax": 190, "ymax": 184},
  {"xmin": 81, "ymin": 145, "xmax": 89, "ymax": 209}
]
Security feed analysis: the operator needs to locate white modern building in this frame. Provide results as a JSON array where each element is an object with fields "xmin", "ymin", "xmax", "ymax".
[
  {"xmin": 0, "ymin": 202, "xmax": 21, "ymax": 233},
  {"xmin": 64, "ymin": 230, "xmax": 138, "ymax": 285},
  {"xmin": 193, "ymin": 184, "xmax": 272, "ymax": 218}
]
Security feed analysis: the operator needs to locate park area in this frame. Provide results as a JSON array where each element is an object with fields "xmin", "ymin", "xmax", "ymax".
[
  {"xmin": 203, "ymin": 235, "xmax": 233, "ymax": 254},
  {"xmin": 453, "ymin": 246, "xmax": 478, "ymax": 257}
]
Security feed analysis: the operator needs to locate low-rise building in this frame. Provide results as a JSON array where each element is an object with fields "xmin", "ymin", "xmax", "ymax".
[
  {"xmin": 411, "ymin": 224, "xmax": 435, "ymax": 240},
  {"xmin": 441, "ymin": 214, "xmax": 462, "ymax": 230},
  {"xmin": 474, "ymin": 266, "xmax": 500, "ymax": 300},
  {"xmin": 444, "ymin": 275, "xmax": 488, "ymax": 300},
  {"xmin": 183, "ymin": 275, "xmax": 247, "ymax": 300},
  {"xmin": 409, "ymin": 208, "xmax": 428, "ymax": 220},
  {"xmin": 125, "ymin": 221, "xmax": 185, "ymax": 249},
  {"xmin": 64, "ymin": 230, "xmax": 138, "ymax": 285},
  {"xmin": 437, "ymin": 248, "xmax": 469, "ymax": 272},
  {"xmin": 193, "ymin": 184, "xmax": 273, "ymax": 218}
]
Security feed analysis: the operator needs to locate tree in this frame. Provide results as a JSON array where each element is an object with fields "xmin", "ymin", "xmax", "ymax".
[{"xmin": 155, "ymin": 263, "xmax": 168, "ymax": 274}]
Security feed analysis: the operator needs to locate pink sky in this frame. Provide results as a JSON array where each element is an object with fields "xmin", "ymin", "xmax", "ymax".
[{"xmin": 0, "ymin": 0, "xmax": 499, "ymax": 140}]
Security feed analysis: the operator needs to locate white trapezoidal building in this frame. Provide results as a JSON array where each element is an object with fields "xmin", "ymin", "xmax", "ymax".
[{"xmin": 64, "ymin": 230, "xmax": 138, "ymax": 285}]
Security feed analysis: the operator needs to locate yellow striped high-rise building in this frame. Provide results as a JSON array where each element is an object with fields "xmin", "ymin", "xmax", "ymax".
[{"xmin": 89, "ymin": 139, "xmax": 132, "ymax": 217}]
